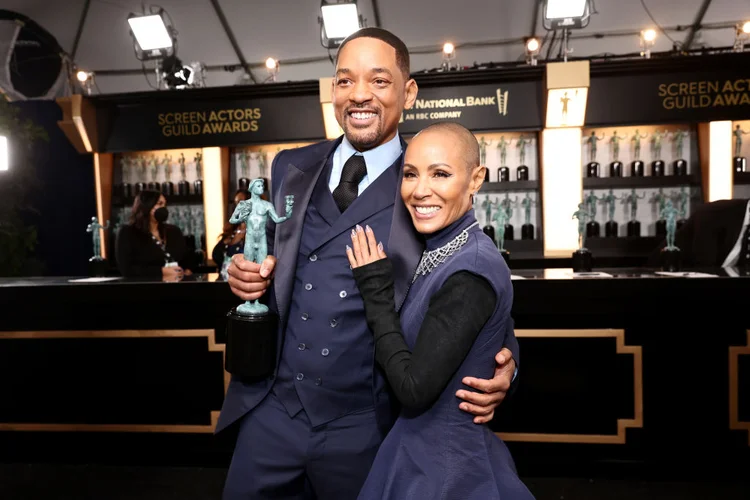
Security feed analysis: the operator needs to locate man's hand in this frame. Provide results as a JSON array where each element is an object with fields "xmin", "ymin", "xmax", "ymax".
[
  {"xmin": 456, "ymin": 348, "xmax": 516, "ymax": 424},
  {"xmin": 227, "ymin": 254, "xmax": 276, "ymax": 301}
]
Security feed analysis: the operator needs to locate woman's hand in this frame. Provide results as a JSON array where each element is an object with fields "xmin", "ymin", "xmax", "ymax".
[
  {"xmin": 346, "ymin": 224, "xmax": 386, "ymax": 269},
  {"xmin": 162, "ymin": 265, "xmax": 184, "ymax": 281}
]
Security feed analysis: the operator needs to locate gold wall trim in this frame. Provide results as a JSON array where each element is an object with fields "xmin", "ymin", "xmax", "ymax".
[
  {"xmin": 729, "ymin": 330, "xmax": 750, "ymax": 446},
  {"xmin": 496, "ymin": 329, "xmax": 643, "ymax": 444},
  {"xmin": 0, "ymin": 329, "xmax": 227, "ymax": 434}
]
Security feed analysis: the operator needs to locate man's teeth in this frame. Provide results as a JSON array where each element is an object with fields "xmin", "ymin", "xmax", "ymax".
[
  {"xmin": 351, "ymin": 112, "xmax": 375, "ymax": 119},
  {"xmin": 415, "ymin": 206, "xmax": 440, "ymax": 214}
]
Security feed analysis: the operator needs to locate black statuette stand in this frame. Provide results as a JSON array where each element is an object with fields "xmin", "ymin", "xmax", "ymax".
[
  {"xmin": 225, "ymin": 309, "xmax": 278, "ymax": 379},
  {"xmin": 572, "ymin": 249, "xmax": 592, "ymax": 272}
]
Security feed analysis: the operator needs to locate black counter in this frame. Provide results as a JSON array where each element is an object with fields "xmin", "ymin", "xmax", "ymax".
[{"xmin": 0, "ymin": 270, "xmax": 749, "ymax": 477}]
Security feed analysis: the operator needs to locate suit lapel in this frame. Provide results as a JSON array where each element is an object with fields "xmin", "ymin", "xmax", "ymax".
[{"xmin": 274, "ymin": 141, "xmax": 340, "ymax": 319}]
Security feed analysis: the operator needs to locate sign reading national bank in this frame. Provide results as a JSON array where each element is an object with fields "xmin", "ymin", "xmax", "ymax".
[
  {"xmin": 398, "ymin": 82, "xmax": 542, "ymax": 134},
  {"xmin": 104, "ymin": 94, "xmax": 326, "ymax": 152}
]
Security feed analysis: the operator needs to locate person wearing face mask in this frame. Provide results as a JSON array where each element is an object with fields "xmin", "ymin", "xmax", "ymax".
[
  {"xmin": 212, "ymin": 189, "xmax": 249, "ymax": 280},
  {"xmin": 115, "ymin": 189, "xmax": 191, "ymax": 280},
  {"xmin": 347, "ymin": 122, "xmax": 532, "ymax": 499}
]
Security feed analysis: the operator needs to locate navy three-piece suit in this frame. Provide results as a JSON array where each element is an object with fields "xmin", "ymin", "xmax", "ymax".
[{"xmin": 217, "ymin": 137, "xmax": 519, "ymax": 499}]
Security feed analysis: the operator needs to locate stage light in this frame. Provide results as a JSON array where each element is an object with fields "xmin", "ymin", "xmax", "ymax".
[
  {"xmin": 525, "ymin": 37, "xmax": 541, "ymax": 66},
  {"xmin": 734, "ymin": 22, "xmax": 750, "ymax": 52},
  {"xmin": 76, "ymin": 70, "xmax": 88, "ymax": 82},
  {"xmin": 640, "ymin": 29, "xmax": 656, "ymax": 58},
  {"xmin": 265, "ymin": 57, "xmax": 279, "ymax": 82},
  {"xmin": 161, "ymin": 55, "xmax": 193, "ymax": 89},
  {"xmin": 543, "ymin": 0, "xmax": 590, "ymax": 30},
  {"xmin": 0, "ymin": 136, "xmax": 7, "ymax": 172},
  {"xmin": 441, "ymin": 42, "xmax": 456, "ymax": 70},
  {"xmin": 320, "ymin": 1, "xmax": 362, "ymax": 49},
  {"xmin": 75, "ymin": 70, "xmax": 95, "ymax": 95},
  {"xmin": 127, "ymin": 10, "xmax": 175, "ymax": 60}
]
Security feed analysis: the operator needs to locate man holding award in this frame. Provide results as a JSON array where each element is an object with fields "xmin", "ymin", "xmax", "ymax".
[{"xmin": 219, "ymin": 28, "xmax": 518, "ymax": 500}]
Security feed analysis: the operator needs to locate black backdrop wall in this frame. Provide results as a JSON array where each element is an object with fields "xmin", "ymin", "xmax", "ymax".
[{"xmin": 12, "ymin": 101, "xmax": 95, "ymax": 276}]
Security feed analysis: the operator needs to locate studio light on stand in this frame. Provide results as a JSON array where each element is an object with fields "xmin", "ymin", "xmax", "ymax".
[
  {"xmin": 161, "ymin": 55, "xmax": 193, "ymax": 89},
  {"xmin": 127, "ymin": 6, "xmax": 177, "ymax": 89},
  {"xmin": 734, "ymin": 21, "xmax": 750, "ymax": 52},
  {"xmin": 441, "ymin": 42, "xmax": 456, "ymax": 70},
  {"xmin": 76, "ymin": 69, "xmax": 95, "ymax": 95},
  {"xmin": 525, "ymin": 37, "xmax": 541, "ymax": 66},
  {"xmin": 542, "ymin": 0, "xmax": 591, "ymax": 62},
  {"xmin": 640, "ymin": 28, "xmax": 657, "ymax": 59},
  {"xmin": 265, "ymin": 57, "xmax": 279, "ymax": 82},
  {"xmin": 319, "ymin": 1, "xmax": 363, "ymax": 49}
]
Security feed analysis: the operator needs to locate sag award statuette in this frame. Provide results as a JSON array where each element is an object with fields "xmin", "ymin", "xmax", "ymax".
[
  {"xmin": 572, "ymin": 203, "xmax": 593, "ymax": 272},
  {"xmin": 478, "ymin": 137, "xmax": 491, "ymax": 182},
  {"xmin": 147, "ymin": 155, "xmax": 159, "ymax": 191},
  {"xmin": 659, "ymin": 199, "xmax": 681, "ymax": 271},
  {"xmin": 733, "ymin": 125, "xmax": 748, "ymax": 173},
  {"xmin": 496, "ymin": 136, "xmax": 510, "ymax": 182},
  {"xmin": 609, "ymin": 130, "xmax": 627, "ymax": 177},
  {"xmin": 225, "ymin": 179, "xmax": 294, "ymax": 378},
  {"xmin": 481, "ymin": 196, "xmax": 496, "ymax": 244},
  {"xmin": 675, "ymin": 186, "xmax": 689, "ymax": 229},
  {"xmin": 500, "ymin": 193, "xmax": 517, "ymax": 241},
  {"xmin": 120, "ymin": 157, "xmax": 132, "ymax": 198},
  {"xmin": 194, "ymin": 152, "xmax": 204, "ymax": 196},
  {"xmin": 492, "ymin": 201, "xmax": 511, "ymax": 263},
  {"xmin": 238, "ymin": 151, "xmax": 250, "ymax": 190},
  {"xmin": 521, "ymin": 192, "xmax": 536, "ymax": 240},
  {"xmin": 87, "ymin": 216, "xmax": 110, "ymax": 276},
  {"xmin": 160, "ymin": 153, "xmax": 174, "ymax": 196},
  {"xmin": 671, "ymin": 130, "xmax": 689, "ymax": 176},
  {"xmin": 625, "ymin": 188, "xmax": 645, "ymax": 237},
  {"xmin": 650, "ymin": 129, "xmax": 667, "ymax": 177},
  {"xmin": 653, "ymin": 188, "xmax": 668, "ymax": 238},
  {"xmin": 516, "ymin": 135, "xmax": 530, "ymax": 181},
  {"xmin": 584, "ymin": 191, "xmax": 601, "ymax": 238},
  {"xmin": 177, "ymin": 153, "xmax": 190, "ymax": 196},
  {"xmin": 135, "ymin": 156, "xmax": 146, "ymax": 195},
  {"xmin": 630, "ymin": 129, "xmax": 648, "ymax": 177},
  {"xmin": 602, "ymin": 188, "xmax": 622, "ymax": 238},
  {"xmin": 585, "ymin": 130, "xmax": 604, "ymax": 178}
]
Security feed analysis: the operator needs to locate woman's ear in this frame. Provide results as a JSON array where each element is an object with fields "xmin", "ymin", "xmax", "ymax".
[{"xmin": 470, "ymin": 165, "xmax": 486, "ymax": 194}]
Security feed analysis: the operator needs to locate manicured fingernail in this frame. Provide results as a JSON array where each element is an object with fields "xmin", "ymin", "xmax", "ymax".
[
  {"xmin": 365, "ymin": 225, "xmax": 372, "ymax": 233},
  {"xmin": 351, "ymin": 229, "xmax": 356, "ymax": 238},
  {"xmin": 377, "ymin": 242, "xmax": 383, "ymax": 251},
  {"xmin": 346, "ymin": 245, "xmax": 351, "ymax": 252},
  {"xmin": 460, "ymin": 404, "xmax": 468, "ymax": 410},
  {"xmin": 356, "ymin": 224, "xmax": 363, "ymax": 232}
]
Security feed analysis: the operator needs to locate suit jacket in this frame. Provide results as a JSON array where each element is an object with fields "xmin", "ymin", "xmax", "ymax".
[{"xmin": 649, "ymin": 198, "xmax": 748, "ymax": 267}]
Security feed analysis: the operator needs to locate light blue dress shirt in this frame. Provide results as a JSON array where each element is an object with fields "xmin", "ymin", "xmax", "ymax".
[{"xmin": 328, "ymin": 134, "xmax": 403, "ymax": 195}]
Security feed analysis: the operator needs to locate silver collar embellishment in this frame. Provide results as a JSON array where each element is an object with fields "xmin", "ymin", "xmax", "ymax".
[{"xmin": 412, "ymin": 221, "xmax": 479, "ymax": 283}]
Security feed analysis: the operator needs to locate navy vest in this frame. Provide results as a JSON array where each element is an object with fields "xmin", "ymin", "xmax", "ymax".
[{"xmin": 273, "ymin": 153, "xmax": 400, "ymax": 427}]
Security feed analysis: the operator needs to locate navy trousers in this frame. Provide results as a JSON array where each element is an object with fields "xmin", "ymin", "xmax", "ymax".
[{"xmin": 223, "ymin": 392, "xmax": 384, "ymax": 500}]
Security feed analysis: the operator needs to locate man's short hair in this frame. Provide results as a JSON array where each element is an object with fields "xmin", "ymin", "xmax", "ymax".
[
  {"xmin": 336, "ymin": 27, "xmax": 410, "ymax": 79},
  {"xmin": 417, "ymin": 122, "xmax": 481, "ymax": 171}
]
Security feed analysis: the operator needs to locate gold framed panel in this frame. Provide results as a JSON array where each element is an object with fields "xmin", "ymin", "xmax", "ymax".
[
  {"xmin": 496, "ymin": 329, "xmax": 644, "ymax": 444},
  {"xmin": 729, "ymin": 330, "xmax": 750, "ymax": 446},
  {"xmin": 0, "ymin": 329, "xmax": 228, "ymax": 434}
]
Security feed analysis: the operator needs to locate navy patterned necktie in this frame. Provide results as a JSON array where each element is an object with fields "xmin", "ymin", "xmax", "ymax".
[{"xmin": 332, "ymin": 154, "xmax": 367, "ymax": 213}]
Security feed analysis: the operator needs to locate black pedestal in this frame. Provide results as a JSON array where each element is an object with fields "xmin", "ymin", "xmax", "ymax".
[
  {"xmin": 194, "ymin": 179, "xmax": 203, "ymax": 196},
  {"xmin": 504, "ymin": 224, "xmax": 514, "ymax": 241},
  {"xmin": 161, "ymin": 181, "xmax": 174, "ymax": 196},
  {"xmin": 586, "ymin": 162, "xmax": 600, "ymax": 178},
  {"xmin": 497, "ymin": 167, "xmax": 510, "ymax": 182},
  {"xmin": 650, "ymin": 160, "xmax": 665, "ymax": 177},
  {"xmin": 122, "ymin": 183, "xmax": 132, "ymax": 198},
  {"xmin": 482, "ymin": 225, "xmax": 496, "ymax": 245},
  {"xmin": 225, "ymin": 309, "xmax": 278, "ymax": 379},
  {"xmin": 734, "ymin": 156, "xmax": 747, "ymax": 173},
  {"xmin": 572, "ymin": 248, "xmax": 593, "ymax": 272},
  {"xmin": 238, "ymin": 177, "xmax": 251, "ymax": 190},
  {"xmin": 605, "ymin": 220, "xmax": 618, "ymax": 238},
  {"xmin": 656, "ymin": 219, "xmax": 667, "ymax": 238},
  {"xmin": 630, "ymin": 161, "xmax": 644, "ymax": 177},
  {"xmin": 673, "ymin": 159, "xmax": 687, "ymax": 176},
  {"xmin": 586, "ymin": 220, "xmax": 600, "ymax": 238},
  {"xmin": 517, "ymin": 165, "xmax": 529, "ymax": 181},
  {"xmin": 627, "ymin": 220, "xmax": 641, "ymax": 237},
  {"xmin": 609, "ymin": 161, "xmax": 622, "ymax": 178},
  {"xmin": 147, "ymin": 182, "xmax": 159, "ymax": 191},
  {"xmin": 135, "ymin": 182, "xmax": 146, "ymax": 195},
  {"xmin": 521, "ymin": 223, "xmax": 534, "ymax": 240},
  {"xmin": 178, "ymin": 180, "xmax": 190, "ymax": 196},
  {"xmin": 499, "ymin": 249, "xmax": 510, "ymax": 264},
  {"xmin": 660, "ymin": 247, "xmax": 682, "ymax": 272},
  {"xmin": 88, "ymin": 258, "xmax": 109, "ymax": 277}
]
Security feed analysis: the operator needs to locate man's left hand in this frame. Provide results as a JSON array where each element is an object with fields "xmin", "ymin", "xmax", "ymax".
[{"xmin": 456, "ymin": 348, "xmax": 516, "ymax": 424}]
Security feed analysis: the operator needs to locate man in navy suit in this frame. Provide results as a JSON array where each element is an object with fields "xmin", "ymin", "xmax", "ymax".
[{"xmin": 220, "ymin": 28, "xmax": 519, "ymax": 499}]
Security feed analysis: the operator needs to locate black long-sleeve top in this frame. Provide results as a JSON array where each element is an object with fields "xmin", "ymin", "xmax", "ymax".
[
  {"xmin": 353, "ymin": 259, "xmax": 497, "ymax": 411},
  {"xmin": 115, "ymin": 224, "xmax": 190, "ymax": 278}
]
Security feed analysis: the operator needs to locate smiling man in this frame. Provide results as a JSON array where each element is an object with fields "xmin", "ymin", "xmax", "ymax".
[{"xmin": 219, "ymin": 28, "xmax": 519, "ymax": 500}]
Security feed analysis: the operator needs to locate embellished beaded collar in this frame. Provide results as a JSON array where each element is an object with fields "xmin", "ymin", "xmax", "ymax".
[{"xmin": 412, "ymin": 218, "xmax": 479, "ymax": 283}]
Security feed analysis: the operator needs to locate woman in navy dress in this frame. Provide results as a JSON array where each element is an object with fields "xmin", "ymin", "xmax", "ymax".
[{"xmin": 347, "ymin": 122, "xmax": 533, "ymax": 500}]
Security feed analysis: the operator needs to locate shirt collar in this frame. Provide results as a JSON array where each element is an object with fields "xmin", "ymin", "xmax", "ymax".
[{"xmin": 339, "ymin": 133, "xmax": 403, "ymax": 175}]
